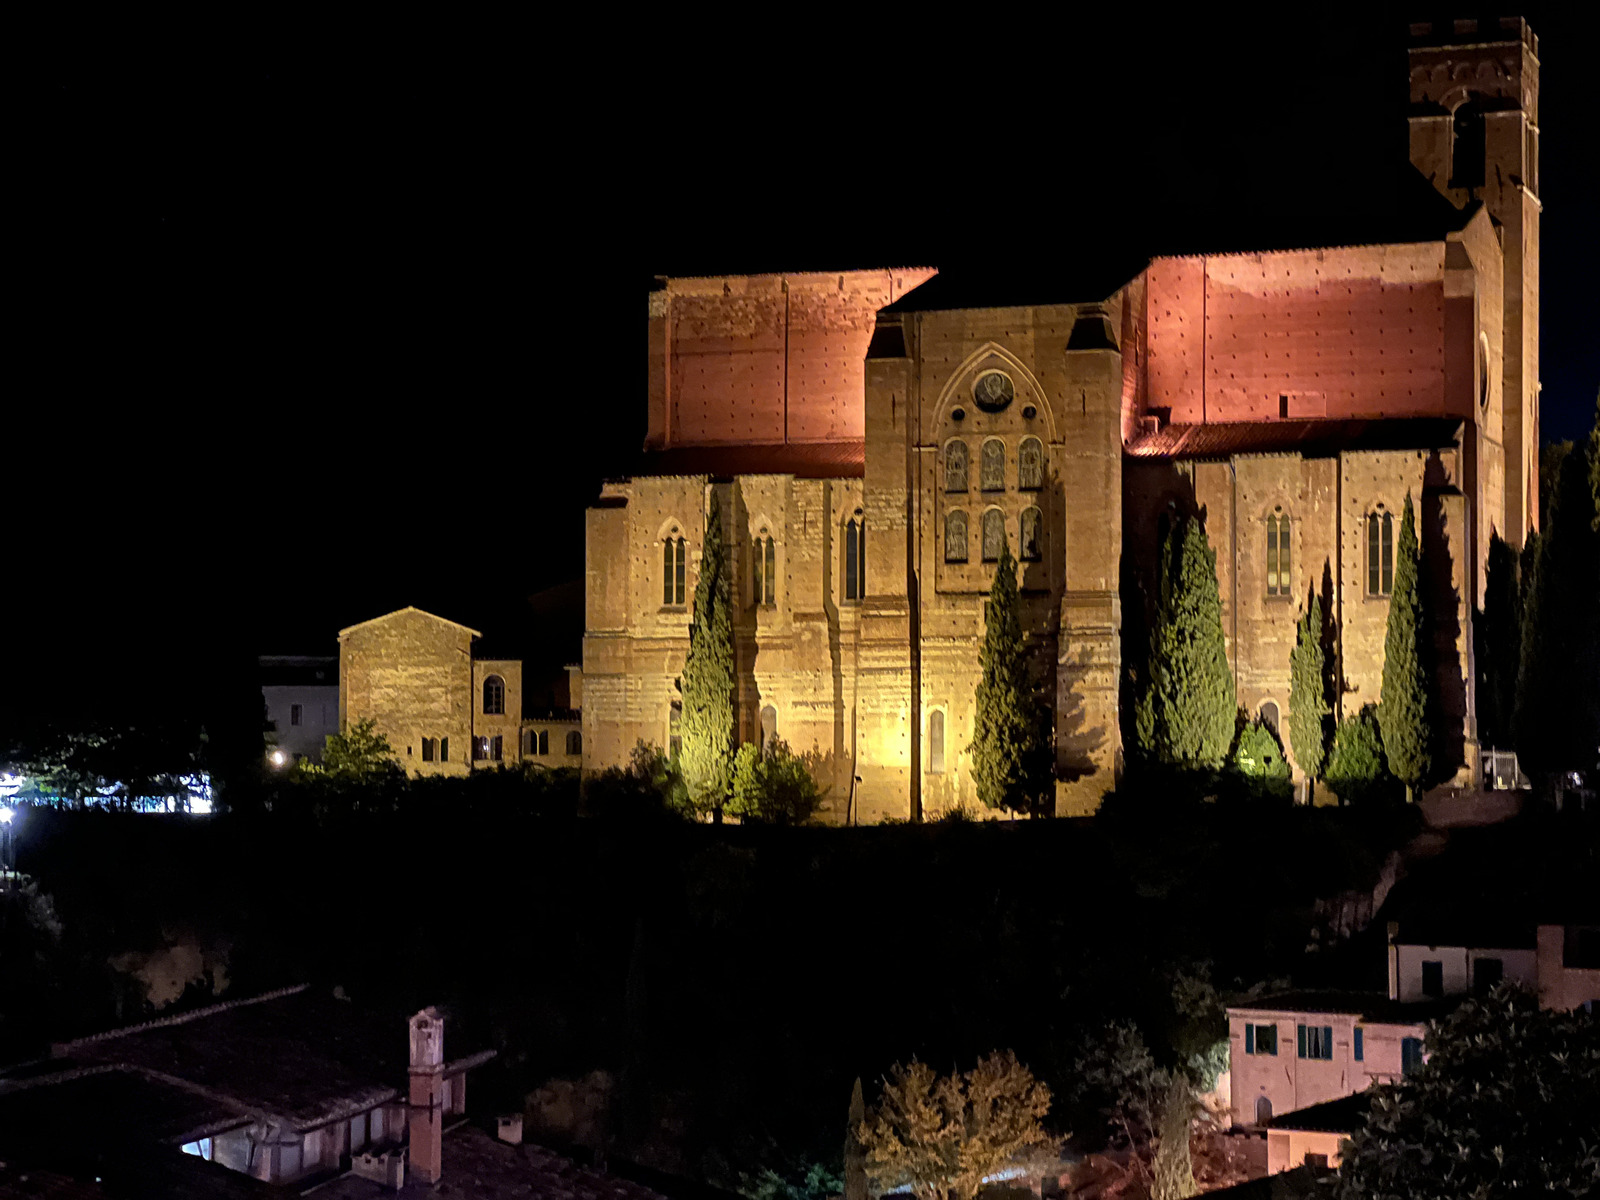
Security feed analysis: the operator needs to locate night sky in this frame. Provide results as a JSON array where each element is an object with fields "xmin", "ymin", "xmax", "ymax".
[{"xmin": 10, "ymin": 9, "xmax": 1597, "ymax": 733}]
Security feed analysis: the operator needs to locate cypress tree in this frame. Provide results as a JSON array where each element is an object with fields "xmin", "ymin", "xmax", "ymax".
[
  {"xmin": 680, "ymin": 494, "xmax": 736, "ymax": 818},
  {"xmin": 1135, "ymin": 515, "xmax": 1236, "ymax": 768},
  {"xmin": 1513, "ymin": 443, "xmax": 1600, "ymax": 776},
  {"xmin": 969, "ymin": 541, "xmax": 1053, "ymax": 815},
  {"xmin": 1377, "ymin": 492, "xmax": 1431, "ymax": 799},
  {"xmin": 1288, "ymin": 594, "xmax": 1330, "ymax": 781},
  {"xmin": 1476, "ymin": 534, "xmax": 1521, "ymax": 748}
]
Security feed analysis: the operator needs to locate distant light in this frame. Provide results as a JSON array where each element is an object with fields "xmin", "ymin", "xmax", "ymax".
[
  {"xmin": 269, "ymin": 749, "xmax": 288, "ymax": 768},
  {"xmin": 0, "ymin": 807, "xmax": 12, "ymax": 825}
]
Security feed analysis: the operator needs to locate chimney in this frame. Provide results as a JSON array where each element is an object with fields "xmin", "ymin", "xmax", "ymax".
[{"xmin": 408, "ymin": 1007, "xmax": 445, "ymax": 1185}]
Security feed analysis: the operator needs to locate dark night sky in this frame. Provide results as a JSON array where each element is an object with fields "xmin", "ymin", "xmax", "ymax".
[{"xmin": 9, "ymin": 9, "xmax": 1597, "ymax": 733}]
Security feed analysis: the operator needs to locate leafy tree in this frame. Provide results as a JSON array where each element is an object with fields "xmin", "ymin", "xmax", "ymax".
[
  {"xmin": 680, "ymin": 497, "xmax": 736, "ymax": 818},
  {"xmin": 1067, "ymin": 1021, "xmax": 1163, "ymax": 1152},
  {"xmin": 1150, "ymin": 1076, "xmax": 1197, "ymax": 1200},
  {"xmin": 1231, "ymin": 719, "xmax": 1291, "ymax": 798},
  {"xmin": 858, "ymin": 1051, "xmax": 1054, "ymax": 1200},
  {"xmin": 728, "ymin": 739, "xmax": 825, "ymax": 825},
  {"xmin": 967, "ymin": 541, "xmax": 1053, "ymax": 815},
  {"xmin": 1134, "ymin": 515, "xmax": 1236, "ymax": 769},
  {"xmin": 1324, "ymin": 704, "xmax": 1399, "ymax": 806},
  {"xmin": 1514, "ymin": 436, "xmax": 1600, "ymax": 777},
  {"xmin": 317, "ymin": 718, "xmax": 404, "ymax": 782},
  {"xmin": 1288, "ymin": 595, "xmax": 1330, "ymax": 780},
  {"xmin": 1377, "ymin": 493, "xmax": 1430, "ymax": 798},
  {"xmin": 582, "ymin": 741, "xmax": 690, "ymax": 820},
  {"xmin": 1475, "ymin": 533, "xmax": 1522, "ymax": 748},
  {"xmin": 1336, "ymin": 985, "xmax": 1600, "ymax": 1198}
]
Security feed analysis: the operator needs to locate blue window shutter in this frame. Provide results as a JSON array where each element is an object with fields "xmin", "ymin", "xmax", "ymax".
[
  {"xmin": 1323, "ymin": 1026, "xmax": 1332, "ymax": 1059},
  {"xmin": 1354, "ymin": 1027, "xmax": 1364, "ymax": 1061},
  {"xmin": 1246, "ymin": 1025, "xmax": 1255, "ymax": 1055},
  {"xmin": 1297, "ymin": 1024, "xmax": 1307, "ymax": 1058}
]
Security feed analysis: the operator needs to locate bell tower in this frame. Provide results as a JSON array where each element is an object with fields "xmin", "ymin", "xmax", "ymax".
[{"xmin": 1408, "ymin": 16, "xmax": 1540, "ymax": 544}]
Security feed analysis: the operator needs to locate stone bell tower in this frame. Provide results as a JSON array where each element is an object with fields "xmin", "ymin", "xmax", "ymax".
[{"xmin": 1408, "ymin": 16, "xmax": 1541, "ymax": 545}]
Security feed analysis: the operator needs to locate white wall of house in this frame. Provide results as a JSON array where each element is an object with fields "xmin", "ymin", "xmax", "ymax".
[{"xmin": 1391, "ymin": 944, "xmax": 1536, "ymax": 1002}]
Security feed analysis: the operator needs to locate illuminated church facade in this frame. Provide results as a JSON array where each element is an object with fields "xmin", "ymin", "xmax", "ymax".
[{"xmin": 581, "ymin": 17, "xmax": 1542, "ymax": 820}]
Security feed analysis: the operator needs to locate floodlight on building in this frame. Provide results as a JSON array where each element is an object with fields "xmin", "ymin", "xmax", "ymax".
[{"xmin": 269, "ymin": 749, "xmax": 288, "ymax": 769}]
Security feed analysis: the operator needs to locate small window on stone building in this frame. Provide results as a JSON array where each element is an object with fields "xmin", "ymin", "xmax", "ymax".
[
  {"xmin": 844, "ymin": 516, "xmax": 866, "ymax": 601},
  {"xmin": 483, "ymin": 675, "xmax": 505, "ymax": 715},
  {"xmin": 1266, "ymin": 511, "xmax": 1290, "ymax": 596},
  {"xmin": 473, "ymin": 736, "xmax": 488, "ymax": 762},
  {"xmin": 760, "ymin": 706, "xmax": 778, "ymax": 752},
  {"xmin": 981, "ymin": 439, "xmax": 1006, "ymax": 492},
  {"xmin": 1019, "ymin": 437, "xmax": 1043, "ymax": 490},
  {"xmin": 1401, "ymin": 1036, "xmax": 1425, "ymax": 1075},
  {"xmin": 929, "ymin": 710, "xmax": 945, "ymax": 774},
  {"xmin": 567, "ymin": 730, "xmax": 582, "ymax": 756},
  {"xmin": 944, "ymin": 440, "xmax": 969, "ymax": 493},
  {"xmin": 1260, "ymin": 701, "xmax": 1280, "ymax": 736},
  {"xmin": 1421, "ymin": 960, "xmax": 1443, "ymax": 998},
  {"xmin": 1450, "ymin": 101, "xmax": 1486, "ymax": 189},
  {"xmin": 491, "ymin": 735, "xmax": 503, "ymax": 761},
  {"xmin": 421, "ymin": 738, "xmax": 435, "ymax": 762},
  {"xmin": 1354, "ymin": 1026, "xmax": 1364, "ymax": 1061},
  {"xmin": 981, "ymin": 509, "xmax": 1006, "ymax": 562},
  {"xmin": 1367, "ymin": 512, "xmax": 1394, "ymax": 596},
  {"xmin": 290, "ymin": 703, "xmax": 302, "ymax": 727},
  {"xmin": 1255, "ymin": 1096, "xmax": 1273, "ymax": 1124},
  {"xmin": 1020, "ymin": 507, "xmax": 1042, "ymax": 562},
  {"xmin": 539, "ymin": 730, "xmax": 550, "ymax": 755},
  {"xmin": 440, "ymin": 737, "xmax": 449, "ymax": 763},
  {"xmin": 945, "ymin": 510, "xmax": 969, "ymax": 563},
  {"xmin": 753, "ymin": 533, "xmax": 776, "ymax": 605},
  {"xmin": 663, "ymin": 535, "xmax": 686, "ymax": 606}
]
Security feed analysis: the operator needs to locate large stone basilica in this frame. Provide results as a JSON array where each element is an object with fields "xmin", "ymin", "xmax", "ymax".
[{"xmin": 581, "ymin": 17, "xmax": 1542, "ymax": 821}]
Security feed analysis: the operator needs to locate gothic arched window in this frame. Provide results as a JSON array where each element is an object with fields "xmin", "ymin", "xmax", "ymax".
[
  {"xmin": 944, "ymin": 440, "xmax": 969, "ymax": 493},
  {"xmin": 1019, "ymin": 437, "xmax": 1043, "ymax": 491},
  {"xmin": 1367, "ymin": 511, "xmax": 1394, "ymax": 596},
  {"xmin": 981, "ymin": 509, "xmax": 1006, "ymax": 562},
  {"xmin": 752, "ymin": 532, "xmax": 776, "ymax": 605},
  {"xmin": 981, "ymin": 439, "xmax": 1006, "ymax": 492},
  {"xmin": 566, "ymin": 730, "xmax": 582, "ymax": 756},
  {"xmin": 1019, "ymin": 506, "xmax": 1042, "ymax": 561},
  {"xmin": 944, "ymin": 510, "xmax": 969, "ymax": 563},
  {"xmin": 482, "ymin": 675, "xmax": 505, "ymax": 715},
  {"xmin": 1266, "ymin": 511, "xmax": 1290, "ymax": 596},
  {"xmin": 928, "ymin": 710, "xmax": 945, "ymax": 775},
  {"xmin": 844, "ymin": 516, "xmax": 866, "ymax": 601},
  {"xmin": 760, "ymin": 705, "xmax": 778, "ymax": 751},
  {"xmin": 663, "ymin": 535, "xmax": 686, "ymax": 606}
]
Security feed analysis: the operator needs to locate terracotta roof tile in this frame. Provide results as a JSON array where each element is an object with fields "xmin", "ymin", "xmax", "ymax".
[{"xmin": 1125, "ymin": 417, "xmax": 1462, "ymax": 460}]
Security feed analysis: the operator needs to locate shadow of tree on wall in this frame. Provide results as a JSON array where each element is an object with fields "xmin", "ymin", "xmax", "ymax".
[
  {"xmin": 1421, "ymin": 456, "xmax": 1467, "ymax": 783},
  {"xmin": 1056, "ymin": 645, "xmax": 1109, "ymax": 785}
]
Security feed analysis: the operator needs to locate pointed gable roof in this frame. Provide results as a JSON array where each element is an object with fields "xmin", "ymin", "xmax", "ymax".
[{"xmin": 336, "ymin": 606, "xmax": 483, "ymax": 640}]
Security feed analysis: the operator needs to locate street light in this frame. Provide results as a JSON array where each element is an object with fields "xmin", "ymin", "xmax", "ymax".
[{"xmin": 268, "ymin": 749, "xmax": 288, "ymax": 769}]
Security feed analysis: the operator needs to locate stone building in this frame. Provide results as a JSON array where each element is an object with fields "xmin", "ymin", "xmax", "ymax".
[
  {"xmin": 583, "ymin": 17, "xmax": 1542, "ymax": 820},
  {"xmin": 338, "ymin": 607, "xmax": 581, "ymax": 775}
]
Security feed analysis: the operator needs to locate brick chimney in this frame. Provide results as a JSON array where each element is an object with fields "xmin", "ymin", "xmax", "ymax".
[{"xmin": 408, "ymin": 1007, "xmax": 446, "ymax": 1184}]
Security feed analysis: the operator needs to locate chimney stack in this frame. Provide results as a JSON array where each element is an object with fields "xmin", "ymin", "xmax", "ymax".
[{"xmin": 408, "ymin": 1007, "xmax": 445, "ymax": 1184}]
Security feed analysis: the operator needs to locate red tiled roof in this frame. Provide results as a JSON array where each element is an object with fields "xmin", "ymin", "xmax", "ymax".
[
  {"xmin": 633, "ymin": 441, "xmax": 865, "ymax": 480},
  {"xmin": 1125, "ymin": 417, "xmax": 1462, "ymax": 460}
]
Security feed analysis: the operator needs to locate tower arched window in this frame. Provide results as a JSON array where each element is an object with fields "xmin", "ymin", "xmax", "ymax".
[
  {"xmin": 663, "ymin": 534, "xmax": 686, "ymax": 606},
  {"xmin": 944, "ymin": 510, "xmax": 969, "ymax": 563},
  {"xmin": 1367, "ymin": 511, "xmax": 1394, "ymax": 596},
  {"xmin": 981, "ymin": 509, "xmax": 1006, "ymax": 562},
  {"xmin": 1018, "ymin": 437, "xmax": 1043, "ymax": 491},
  {"xmin": 844, "ymin": 515, "xmax": 866, "ymax": 601},
  {"xmin": 1265, "ymin": 510, "xmax": 1290, "ymax": 596},
  {"xmin": 752, "ymin": 532, "xmax": 776, "ymax": 605},
  {"xmin": 482, "ymin": 675, "xmax": 505, "ymax": 715},
  {"xmin": 928, "ymin": 710, "xmax": 945, "ymax": 775},
  {"xmin": 944, "ymin": 440, "xmax": 969, "ymax": 493},
  {"xmin": 566, "ymin": 730, "xmax": 582, "ymax": 756},
  {"xmin": 1260, "ymin": 700, "xmax": 1280, "ymax": 735},
  {"xmin": 1019, "ymin": 506, "xmax": 1042, "ymax": 562},
  {"xmin": 760, "ymin": 705, "xmax": 778, "ymax": 751},
  {"xmin": 981, "ymin": 439, "xmax": 1006, "ymax": 492},
  {"xmin": 1450, "ymin": 101, "xmax": 1485, "ymax": 189}
]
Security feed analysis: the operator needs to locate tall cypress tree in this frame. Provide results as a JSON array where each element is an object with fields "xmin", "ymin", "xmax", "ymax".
[
  {"xmin": 1475, "ymin": 534, "xmax": 1521, "ymax": 749},
  {"xmin": 1289, "ymin": 594, "xmax": 1330, "ymax": 781},
  {"xmin": 969, "ymin": 541, "xmax": 1052, "ymax": 815},
  {"xmin": 1135, "ymin": 515, "xmax": 1236, "ymax": 768},
  {"xmin": 1513, "ymin": 443, "xmax": 1600, "ymax": 776},
  {"xmin": 1377, "ymin": 492, "xmax": 1431, "ymax": 798},
  {"xmin": 680, "ymin": 494, "xmax": 736, "ymax": 818}
]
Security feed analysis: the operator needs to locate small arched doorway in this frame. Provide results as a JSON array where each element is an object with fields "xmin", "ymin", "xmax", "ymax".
[{"xmin": 1256, "ymin": 1095, "xmax": 1273, "ymax": 1125}]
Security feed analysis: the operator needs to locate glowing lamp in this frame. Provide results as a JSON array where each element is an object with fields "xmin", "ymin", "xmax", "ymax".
[{"xmin": 269, "ymin": 750, "xmax": 288, "ymax": 768}]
